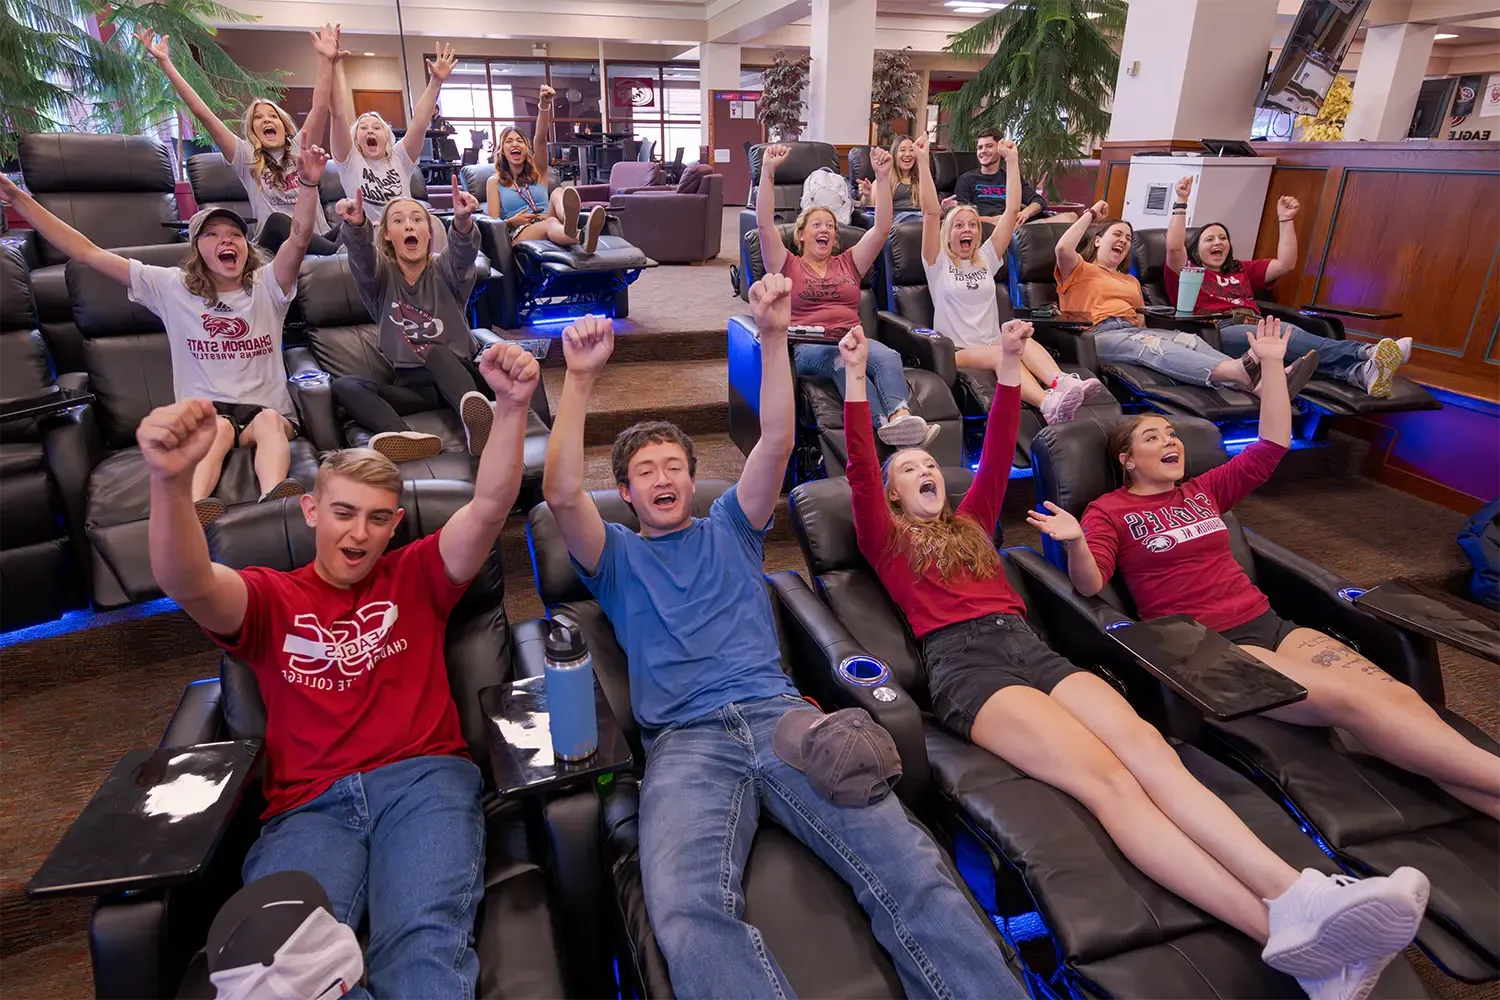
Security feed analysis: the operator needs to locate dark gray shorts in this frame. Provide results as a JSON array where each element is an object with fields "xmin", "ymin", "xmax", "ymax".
[
  {"xmin": 1220, "ymin": 608, "xmax": 1301, "ymax": 651},
  {"xmin": 919, "ymin": 614, "xmax": 1082, "ymax": 739}
]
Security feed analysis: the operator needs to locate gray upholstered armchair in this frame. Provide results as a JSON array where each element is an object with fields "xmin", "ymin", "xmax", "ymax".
[{"xmin": 608, "ymin": 169, "xmax": 723, "ymax": 265}]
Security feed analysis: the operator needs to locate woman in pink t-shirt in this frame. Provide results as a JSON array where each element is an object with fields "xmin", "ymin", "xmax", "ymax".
[
  {"xmin": 757, "ymin": 144, "xmax": 936, "ymax": 448},
  {"xmin": 1031, "ymin": 317, "xmax": 1500, "ymax": 825}
]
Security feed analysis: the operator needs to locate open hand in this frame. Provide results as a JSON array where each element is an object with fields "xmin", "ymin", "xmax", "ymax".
[
  {"xmin": 1277, "ymin": 195, "xmax": 1300, "ymax": 221},
  {"xmin": 135, "ymin": 26, "xmax": 170, "ymax": 63},
  {"xmin": 1089, "ymin": 199, "xmax": 1109, "ymax": 217},
  {"xmin": 451, "ymin": 175, "xmax": 479, "ymax": 221},
  {"xmin": 1174, "ymin": 176, "xmax": 1193, "ymax": 201},
  {"xmin": 870, "ymin": 146, "xmax": 893, "ymax": 179},
  {"xmin": 137, "ymin": 400, "xmax": 221, "ymax": 482},
  {"xmin": 999, "ymin": 318, "xmax": 1034, "ymax": 356},
  {"xmin": 561, "ymin": 314, "xmax": 614, "ymax": 376},
  {"xmin": 838, "ymin": 326, "xmax": 868, "ymax": 368},
  {"xmin": 1248, "ymin": 316, "xmax": 1289, "ymax": 365},
  {"xmin": 749, "ymin": 273, "xmax": 792, "ymax": 336},
  {"xmin": 335, "ymin": 188, "xmax": 364, "ymax": 226},
  {"xmin": 478, "ymin": 343, "xmax": 541, "ymax": 408},
  {"xmin": 1025, "ymin": 501, "xmax": 1083, "ymax": 543},
  {"xmin": 310, "ymin": 23, "xmax": 342, "ymax": 61},
  {"xmin": 429, "ymin": 42, "xmax": 457, "ymax": 81},
  {"xmin": 296, "ymin": 144, "xmax": 330, "ymax": 185},
  {"xmin": 763, "ymin": 144, "xmax": 791, "ymax": 176}
]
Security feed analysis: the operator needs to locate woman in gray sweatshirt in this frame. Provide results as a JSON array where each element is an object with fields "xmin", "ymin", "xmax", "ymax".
[{"xmin": 333, "ymin": 177, "xmax": 498, "ymax": 462}]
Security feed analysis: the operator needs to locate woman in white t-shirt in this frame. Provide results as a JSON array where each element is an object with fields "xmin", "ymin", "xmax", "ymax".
[
  {"xmin": 138, "ymin": 23, "xmax": 340, "ymax": 255},
  {"xmin": 0, "ymin": 148, "xmax": 331, "ymax": 525},
  {"xmin": 915, "ymin": 135, "xmax": 1101, "ymax": 424}
]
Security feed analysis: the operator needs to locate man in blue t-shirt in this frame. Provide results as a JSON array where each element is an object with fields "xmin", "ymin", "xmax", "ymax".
[{"xmin": 541, "ymin": 277, "xmax": 1022, "ymax": 999}]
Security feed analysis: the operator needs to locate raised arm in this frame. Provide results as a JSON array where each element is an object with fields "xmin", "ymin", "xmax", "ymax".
[
  {"xmin": 1264, "ymin": 196, "xmax": 1300, "ymax": 282},
  {"xmin": 329, "ymin": 58, "xmax": 355, "ymax": 162},
  {"xmin": 850, "ymin": 145, "xmax": 893, "ymax": 275},
  {"xmin": 272, "ymin": 145, "xmax": 332, "ymax": 295},
  {"xmin": 986, "ymin": 140, "xmax": 1024, "ymax": 253},
  {"xmin": 737, "ymin": 274, "xmax": 795, "ymax": 530},
  {"xmin": 402, "ymin": 43, "xmax": 457, "ymax": 164},
  {"xmin": 1056, "ymin": 199, "xmax": 1105, "ymax": 281},
  {"xmin": 756, "ymin": 144, "xmax": 791, "ymax": 276},
  {"xmin": 955, "ymin": 320, "xmax": 1026, "ymax": 531},
  {"xmin": 1026, "ymin": 502, "xmax": 1107, "ymax": 597},
  {"xmin": 1166, "ymin": 176, "xmax": 1192, "ymax": 274},
  {"xmin": 915, "ymin": 135, "xmax": 942, "ymax": 267},
  {"xmin": 1250, "ymin": 316, "xmax": 1292, "ymax": 447},
  {"xmin": 302, "ymin": 24, "xmax": 343, "ymax": 149},
  {"xmin": 542, "ymin": 315, "xmax": 614, "ymax": 574},
  {"xmin": 136, "ymin": 28, "xmax": 240, "ymax": 156},
  {"xmin": 838, "ymin": 327, "xmax": 896, "ymax": 558},
  {"xmin": 438, "ymin": 344, "xmax": 540, "ymax": 582},
  {"xmin": 0, "ymin": 175, "xmax": 130, "ymax": 285},
  {"xmin": 535, "ymin": 84, "xmax": 555, "ymax": 151},
  {"xmin": 434, "ymin": 176, "xmax": 480, "ymax": 295},
  {"xmin": 139, "ymin": 400, "xmax": 250, "ymax": 634}
]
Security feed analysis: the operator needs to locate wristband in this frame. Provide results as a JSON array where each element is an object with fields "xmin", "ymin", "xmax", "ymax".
[
  {"xmin": 1172, "ymin": 201, "xmax": 1188, "ymax": 209},
  {"xmin": 298, "ymin": 178, "xmax": 320, "ymax": 188},
  {"xmin": 1278, "ymin": 216, "xmax": 1294, "ymax": 222},
  {"xmin": 1171, "ymin": 209, "xmax": 1186, "ymax": 216}
]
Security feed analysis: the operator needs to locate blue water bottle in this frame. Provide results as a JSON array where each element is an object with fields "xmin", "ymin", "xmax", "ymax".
[{"xmin": 543, "ymin": 615, "xmax": 598, "ymax": 761}]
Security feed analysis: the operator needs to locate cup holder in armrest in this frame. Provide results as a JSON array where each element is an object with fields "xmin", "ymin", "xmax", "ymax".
[{"xmin": 838, "ymin": 655, "xmax": 890, "ymax": 688}]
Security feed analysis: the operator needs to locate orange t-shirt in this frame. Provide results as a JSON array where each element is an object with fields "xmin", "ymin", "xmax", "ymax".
[{"xmin": 1056, "ymin": 259, "xmax": 1144, "ymax": 327}]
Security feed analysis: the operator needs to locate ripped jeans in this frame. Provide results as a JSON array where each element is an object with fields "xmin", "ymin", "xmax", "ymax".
[{"xmin": 1091, "ymin": 317, "xmax": 1237, "ymax": 388}]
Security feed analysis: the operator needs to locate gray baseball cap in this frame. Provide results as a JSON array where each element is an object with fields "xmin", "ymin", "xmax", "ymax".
[
  {"xmin": 187, "ymin": 206, "xmax": 249, "ymax": 243},
  {"xmin": 773, "ymin": 707, "xmax": 902, "ymax": 808}
]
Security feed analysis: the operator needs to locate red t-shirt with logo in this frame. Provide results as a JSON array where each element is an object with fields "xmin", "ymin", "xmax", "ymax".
[
  {"xmin": 211, "ymin": 531, "xmax": 471, "ymax": 818},
  {"xmin": 1164, "ymin": 259, "xmax": 1272, "ymax": 315},
  {"xmin": 1080, "ymin": 439, "xmax": 1287, "ymax": 632},
  {"xmin": 783, "ymin": 249, "xmax": 863, "ymax": 331}
]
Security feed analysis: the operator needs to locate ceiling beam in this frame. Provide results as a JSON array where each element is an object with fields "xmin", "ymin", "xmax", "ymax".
[{"xmin": 706, "ymin": 0, "xmax": 811, "ymax": 43}]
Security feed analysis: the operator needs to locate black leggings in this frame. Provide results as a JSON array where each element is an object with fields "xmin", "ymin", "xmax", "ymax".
[
  {"xmin": 255, "ymin": 212, "xmax": 341, "ymax": 256},
  {"xmin": 333, "ymin": 348, "xmax": 491, "ymax": 434}
]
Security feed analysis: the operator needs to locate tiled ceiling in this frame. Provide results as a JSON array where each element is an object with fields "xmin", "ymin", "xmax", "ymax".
[{"xmin": 876, "ymin": 0, "xmax": 989, "ymax": 17}]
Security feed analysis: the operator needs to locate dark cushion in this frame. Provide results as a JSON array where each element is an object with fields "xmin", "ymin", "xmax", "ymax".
[
  {"xmin": 514, "ymin": 236, "xmax": 648, "ymax": 270},
  {"xmin": 0, "ymin": 243, "xmax": 37, "ymax": 331},
  {"xmin": 1009, "ymin": 221, "xmax": 1074, "ymax": 288},
  {"xmin": 297, "ymin": 254, "xmax": 375, "ymax": 328},
  {"xmin": 186, "ymin": 152, "xmax": 252, "ymax": 213},
  {"xmin": 66, "ymin": 243, "xmax": 190, "ymax": 338},
  {"xmin": 19, "ymin": 133, "xmax": 175, "ymax": 193},
  {"xmin": 676, "ymin": 162, "xmax": 712, "ymax": 194},
  {"xmin": 748, "ymin": 142, "xmax": 839, "ymax": 188}
]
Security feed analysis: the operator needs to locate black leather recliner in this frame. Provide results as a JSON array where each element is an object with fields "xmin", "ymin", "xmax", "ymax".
[
  {"xmin": 728, "ymin": 223, "xmax": 962, "ymax": 481},
  {"xmin": 524, "ymin": 479, "xmax": 1023, "ymax": 998},
  {"xmin": 1008, "ymin": 222, "xmax": 1263, "ymax": 424},
  {"xmin": 0, "ymin": 243, "xmax": 84, "ymax": 629},
  {"xmin": 184, "ymin": 151, "xmax": 349, "ymax": 236},
  {"xmin": 781, "ymin": 471, "xmax": 1432, "ymax": 999},
  {"xmin": 931, "ymin": 150, "xmax": 981, "ymax": 201},
  {"xmin": 44, "ymin": 244, "xmax": 321, "ymax": 608},
  {"xmin": 878, "ymin": 219, "xmax": 1120, "ymax": 467},
  {"xmin": 285, "ymin": 253, "xmax": 551, "ymax": 497},
  {"xmin": 83, "ymin": 481, "xmax": 577, "ymax": 998},
  {"xmin": 1130, "ymin": 228, "xmax": 1439, "ymax": 419},
  {"xmin": 16, "ymin": 133, "xmax": 183, "ymax": 377},
  {"xmin": 1027, "ymin": 416, "xmax": 1500, "ymax": 983}
]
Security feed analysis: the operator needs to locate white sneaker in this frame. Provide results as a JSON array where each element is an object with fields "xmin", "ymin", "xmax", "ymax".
[
  {"xmin": 1071, "ymin": 373, "xmax": 1106, "ymax": 404},
  {"xmin": 877, "ymin": 413, "xmax": 931, "ymax": 448},
  {"xmin": 460, "ymin": 391, "xmax": 495, "ymax": 456},
  {"xmin": 1296, "ymin": 952, "xmax": 1399, "ymax": 1000},
  {"xmin": 1040, "ymin": 377, "xmax": 1088, "ymax": 424},
  {"xmin": 1395, "ymin": 337, "xmax": 1412, "ymax": 364},
  {"xmin": 1351, "ymin": 338, "xmax": 1404, "ymax": 399},
  {"xmin": 1262, "ymin": 867, "xmax": 1429, "ymax": 979},
  {"xmin": 368, "ymin": 430, "xmax": 443, "ymax": 464},
  {"xmin": 922, "ymin": 422, "xmax": 941, "ymax": 447}
]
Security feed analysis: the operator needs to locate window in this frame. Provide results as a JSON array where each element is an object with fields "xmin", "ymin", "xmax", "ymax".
[{"xmin": 606, "ymin": 62, "xmax": 703, "ymax": 163}]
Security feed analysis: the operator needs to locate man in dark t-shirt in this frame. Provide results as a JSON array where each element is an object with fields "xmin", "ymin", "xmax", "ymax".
[{"xmin": 949, "ymin": 128, "xmax": 1048, "ymax": 224}]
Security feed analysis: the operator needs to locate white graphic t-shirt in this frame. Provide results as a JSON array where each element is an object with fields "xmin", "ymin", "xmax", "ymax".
[
  {"xmin": 229, "ymin": 135, "xmax": 332, "ymax": 238},
  {"xmin": 128, "ymin": 260, "xmax": 298, "ymax": 421},
  {"xmin": 925, "ymin": 241, "xmax": 1003, "ymax": 349},
  {"xmin": 337, "ymin": 142, "xmax": 417, "ymax": 224}
]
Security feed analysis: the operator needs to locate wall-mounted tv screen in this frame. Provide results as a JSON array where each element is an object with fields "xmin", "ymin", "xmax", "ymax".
[{"xmin": 1258, "ymin": 0, "xmax": 1371, "ymax": 116}]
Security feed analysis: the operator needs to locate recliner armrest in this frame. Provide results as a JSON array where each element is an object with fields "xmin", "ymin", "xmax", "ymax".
[
  {"xmin": 877, "ymin": 311, "xmax": 957, "ymax": 388},
  {"xmin": 1, "ymin": 229, "xmax": 40, "ymax": 269},
  {"xmin": 42, "ymin": 400, "xmax": 105, "ymax": 578},
  {"xmin": 1243, "ymin": 527, "xmax": 1443, "ymax": 701},
  {"xmin": 473, "ymin": 215, "xmax": 514, "ymax": 276},
  {"xmin": 1027, "ymin": 322, "xmax": 1099, "ymax": 371},
  {"xmin": 572, "ymin": 183, "xmax": 611, "ymax": 202},
  {"xmin": 1258, "ymin": 299, "xmax": 1340, "ymax": 341},
  {"xmin": 767, "ymin": 570, "xmax": 931, "ymax": 808},
  {"xmin": 159, "ymin": 679, "xmax": 226, "ymax": 747},
  {"xmin": 284, "ymin": 347, "xmax": 341, "ymax": 452},
  {"xmin": 510, "ymin": 617, "xmax": 549, "ymax": 679}
]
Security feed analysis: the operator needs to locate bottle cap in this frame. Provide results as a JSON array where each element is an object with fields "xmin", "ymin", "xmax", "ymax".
[{"xmin": 545, "ymin": 613, "xmax": 588, "ymax": 664}]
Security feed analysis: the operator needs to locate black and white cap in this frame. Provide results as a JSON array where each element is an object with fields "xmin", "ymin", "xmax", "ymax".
[
  {"xmin": 207, "ymin": 870, "xmax": 364, "ymax": 1000},
  {"xmin": 187, "ymin": 207, "xmax": 250, "ymax": 243}
]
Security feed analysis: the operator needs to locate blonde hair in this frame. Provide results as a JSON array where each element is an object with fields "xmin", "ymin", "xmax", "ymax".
[
  {"xmin": 792, "ymin": 206, "xmax": 839, "ymax": 252},
  {"xmin": 880, "ymin": 449, "xmax": 1001, "ymax": 581},
  {"xmin": 240, "ymin": 100, "xmax": 299, "ymax": 191},
  {"xmin": 315, "ymin": 448, "xmax": 403, "ymax": 497},
  {"xmin": 493, "ymin": 126, "xmax": 541, "ymax": 187},
  {"xmin": 376, "ymin": 198, "xmax": 437, "ymax": 265},
  {"xmin": 180, "ymin": 240, "xmax": 269, "ymax": 306},
  {"xmin": 353, "ymin": 111, "xmax": 396, "ymax": 160},
  {"xmin": 939, "ymin": 204, "xmax": 984, "ymax": 267}
]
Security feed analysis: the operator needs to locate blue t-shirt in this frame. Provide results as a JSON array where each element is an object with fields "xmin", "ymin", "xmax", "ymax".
[
  {"xmin": 495, "ymin": 180, "xmax": 549, "ymax": 221},
  {"xmin": 574, "ymin": 485, "xmax": 794, "ymax": 730}
]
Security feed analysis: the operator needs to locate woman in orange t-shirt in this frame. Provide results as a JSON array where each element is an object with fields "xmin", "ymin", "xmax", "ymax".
[{"xmin": 1054, "ymin": 203, "xmax": 1314, "ymax": 395}]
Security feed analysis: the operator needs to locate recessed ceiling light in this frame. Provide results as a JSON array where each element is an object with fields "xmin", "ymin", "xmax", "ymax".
[
  {"xmin": 944, "ymin": 1, "xmax": 1009, "ymax": 8},
  {"xmin": 952, "ymin": 4, "xmax": 991, "ymax": 11},
  {"xmin": 1434, "ymin": 33, "xmax": 1458, "ymax": 39},
  {"xmin": 363, "ymin": 51, "xmax": 376, "ymax": 56}
]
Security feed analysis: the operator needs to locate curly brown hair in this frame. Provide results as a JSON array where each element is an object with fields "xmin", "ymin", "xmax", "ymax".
[
  {"xmin": 180, "ymin": 240, "xmax": 269, "ymax": 306},
  {"xmin": 880, "ymin": 450, "xmax": 1000, "ymax": 580},
  {"xmin": 493, "ymin": 126, "xmax": 541, "ymax": 188}
]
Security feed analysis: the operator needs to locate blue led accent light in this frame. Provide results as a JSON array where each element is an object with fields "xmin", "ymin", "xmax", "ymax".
[
  {"xmin": 838, "ymin": 655, "xmax": 889, "ymax": 687},
  {"xmin": 1337, "ymin": 587, "xmax": 1367, "ymax": 603},
  {"xmin": 0, "ymin": 597, "xmax": 181, "ymax": 650},
  {"xmin": 1005, "ymin": 911, "xmax": 1048, "ymax": 942},
  {"xmin": 1104, "ymin": 620, "xmax": 1132, "ymax": 631}
]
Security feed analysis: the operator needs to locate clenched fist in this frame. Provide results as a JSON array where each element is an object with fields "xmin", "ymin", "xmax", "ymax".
[
  {"xmin": 137, "ymin": 400, "xmax": 222, "ymax": 482},
  {"xmin": 562, "ymin": 314, "xmax": 615, "ymax": 377},
  {"xmin": 750, "ymin": 273, "xmax": 793, "ymax": 338},
  {"xmin": 479, "ymin": 343, "xmax": 541, "ymax": 408}
]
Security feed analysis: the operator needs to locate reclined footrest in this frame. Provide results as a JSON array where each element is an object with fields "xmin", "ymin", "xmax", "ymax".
[{"xmin": 513, "ymin": 237, "xmax": 655, "ymax": 323}]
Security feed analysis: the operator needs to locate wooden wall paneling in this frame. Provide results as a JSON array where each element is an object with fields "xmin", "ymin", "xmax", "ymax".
[
  {"xmin": 1481, "ymin": 257, "xmax": 1500, "ymax": 365},
  {"xmin": 1312, "ymin": 168, "xmax": 1500, "ymax": 357},
  {"xmin": 1252, "ymin": 165, "xmax": 1328, "ymax": 308},
  {"xmin": 1103, "ymin": 159, "xmax": 1130, "ymax": 217},
  {"xmin": 353, "ymin": 90, "xmax": 407, "ymax": 128}
]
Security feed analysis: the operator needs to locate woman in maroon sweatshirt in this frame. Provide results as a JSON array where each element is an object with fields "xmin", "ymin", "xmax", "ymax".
[
  {"xmin": 1033, "ymin": 316, "xmax": 1500, "ymax": 829},
  {"xmin": 842, "ymin": 319, "xmax": 1428, "ymax": 998}
]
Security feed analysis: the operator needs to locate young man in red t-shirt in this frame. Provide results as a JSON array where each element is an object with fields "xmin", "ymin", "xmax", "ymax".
[
  {"xmin": 137, "ymin": 341, "xmax": 541, "ymax": 998},
  {"xmin": 1163, "ymin": 175, "xmax": 1411, "ymax": 398}
]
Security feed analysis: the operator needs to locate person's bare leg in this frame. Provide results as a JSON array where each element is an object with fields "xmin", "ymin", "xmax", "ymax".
[
  {"xmin": 240, "ymin": 410, "xmax": 294, "ymax": 495},
  {"xmin": 1210, "ymin": 357, "xmax": 1253, "ymax": 387},
  {"xmin": 1250, "ymin": 630, "xmax": 1500, "ymax": 817},
  {"xmin": 970, "ymin": 684, "xmax": 1272, "ymax": 940},
  {"xmin": 957, "ymin": 345, "xmax": 1047, "ymax": 407},
  {"xmin": 1050, "ymin": 672, "xmax": 1300, "ymax": 900},
  {"xmin": 191, "ymin": 417, "xmax": 236, "ymax": 501},
  {"xmin": 1021, "ymin": 338, "xmax": 1064, "ymax": 388}
]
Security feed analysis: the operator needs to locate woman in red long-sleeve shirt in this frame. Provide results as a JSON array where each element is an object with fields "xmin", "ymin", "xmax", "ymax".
[
  {"xmin": 1033, "ymin": 317, "xmax": 1500, "ymax": 827},
  {"xmin": 841, "ymin": 320, "xmax": 1429, "ymax": 996}
]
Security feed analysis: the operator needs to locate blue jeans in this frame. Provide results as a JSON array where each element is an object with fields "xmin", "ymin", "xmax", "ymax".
[
  {"xmin": 795, "ymin": 340, "xmax": 910, "ymax": 425},
  {"xmin": 1218, "ymin": 322, "xmax": 1367, "ymax": 382},
  {"xmin": 639, "ymin": 695, "xmax": 1023, "ymax": 999},
  {"xmin": 242, "ymin": 755, "xmax": 486, "ymax": 999},
  {"xmin": 1091, "ymin": 317, "xmax": 1237, "ymax": 388}
]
